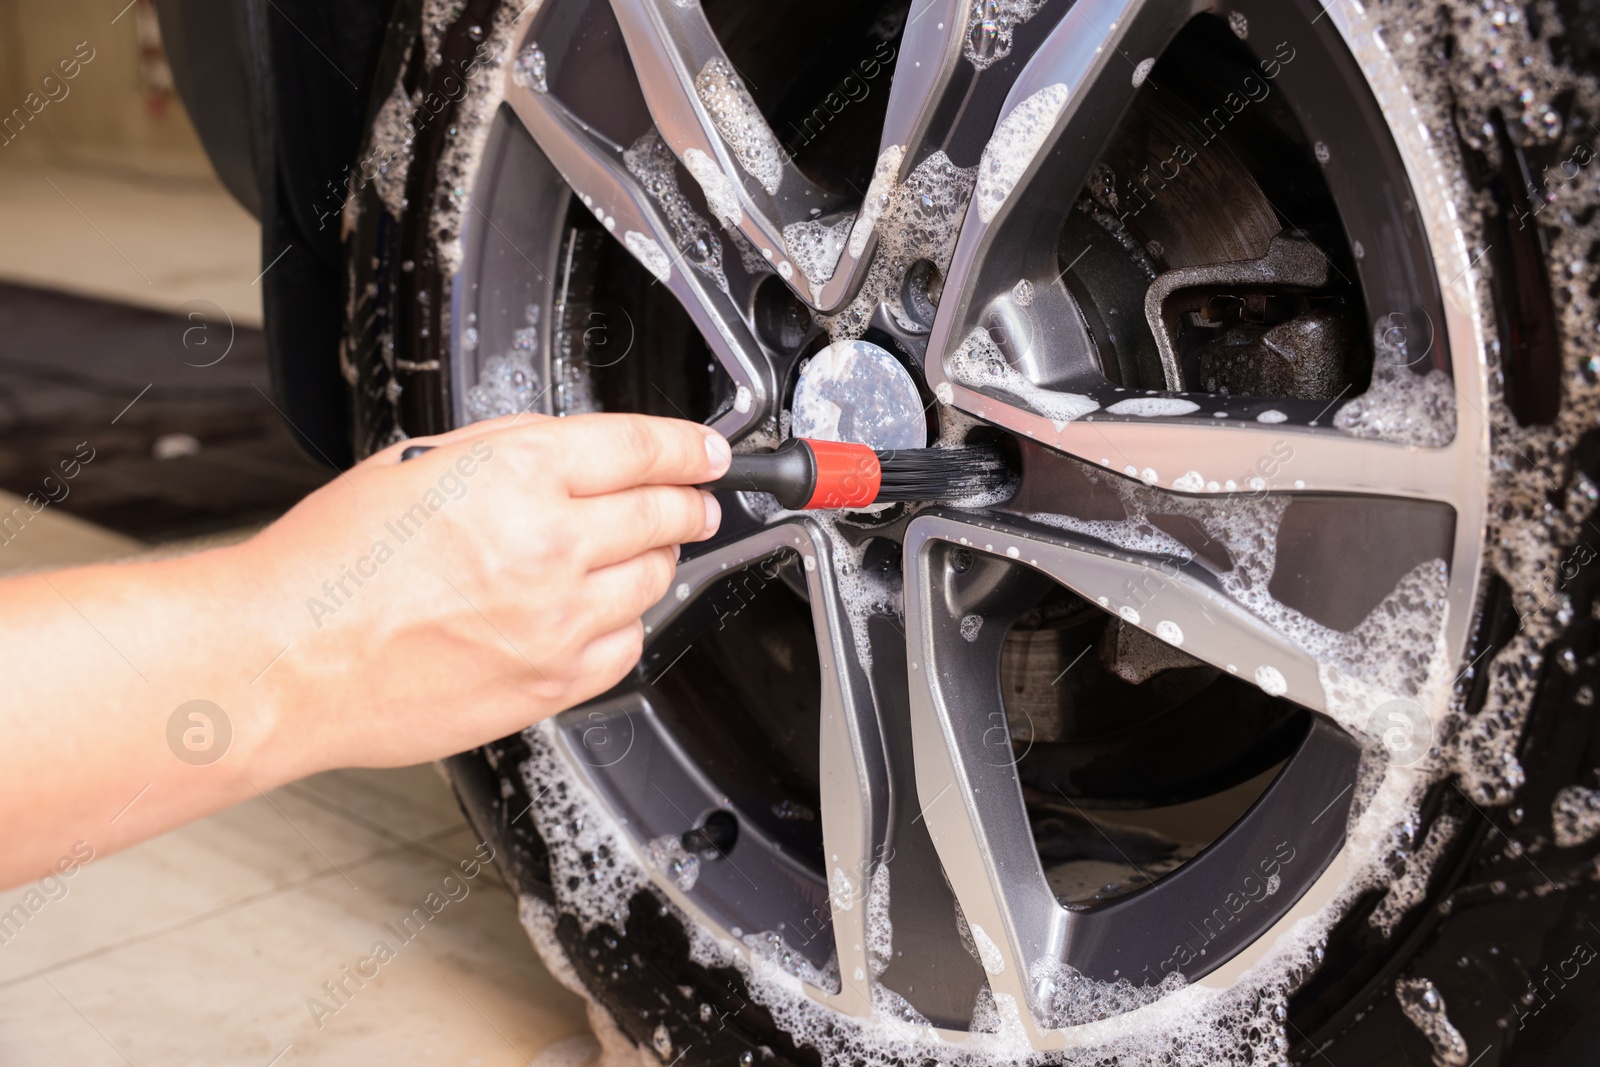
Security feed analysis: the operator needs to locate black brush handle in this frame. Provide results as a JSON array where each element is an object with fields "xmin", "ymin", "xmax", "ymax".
[
  {"xmin": 700, "ymin": 439, "xmax": 816, "ymax": 509},
  {"xmin": 407, "ymin": 439, "xmax": 819, "ymax": 507}
]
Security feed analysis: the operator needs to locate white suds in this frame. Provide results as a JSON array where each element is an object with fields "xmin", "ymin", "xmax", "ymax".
[
  {"xmin": 948, "ymin": 326, "xmax": 1099, "ymax": 428},
  {"xmin": 1254, "ymin": 665, "xmax": 1288, "ymax": 696},
  {"xmin": 645, "ymin": 833, "xmax": 701, "ymax": 891},
  {"xmin": 512, "ymin": 42, "xmax": 548, "ymax": 92},
  {"xmin": 1106, "ymin": 398, "xmax": 1202, "ymax": 417},
  {"xmin": 1171, "ymin": 470, "xmax": 1206, "ymax": 493},
  {"xmin": 1032, "ymin": 958, "xmax": 1188, "ymax": 1030},
  {"xmin": 682, "ymin": 147, "xmax": 743, "ymax": 228},
  {"xmin": 624, "ymin": 133, "xmax": 727, "ymax": 292},
  {"xmin": 695, "ymin": 58, "xmax": 784, "ymax": 195},
  {"xmin": 623, "ymin": 231, "xmax": 672, "ymax": 283},
  {"xmin": 1156, "ymin": 620, "xmax": 1184, "ymax": 646},
  {"xmin": 1395, "ymin": 978, "xmax": 1469, "ymax": 1066},
  {"xmin": 783, "ymin": 216, "xmax": 853, "ymax": 288},
  {"xmin": 825, "ymin": 150, "xmax": 975, "ymax": 341},
  {"xmin": 969, "ymin": 923, "xmax": 1005, "ymax": 974},
  {"xmin": 1370, "ymin": 815, "xmax": 1458, "ymax": 935},
  {"xmin": 466, "ymin": 351, "xmax": 541, "ymax": 421},
  {"xmin": 1256, "ymin": 409, "xmax": 1288, "ymax": 423},
  {"xmin": 371, "ymin": 74, "xmax": 418, "ymax": 218},
  {"xmin": 517, "ymin": 727, "xmax": 647, "ymax": 934},
  {"xmin": 1552, "ymin": 785, "xmax": 1600, "ymax": 848},
  {"xmin": 848, "ymin": 145, "xmax": 903, "ymax": 259},
  {"xmin": 1334, "ymin": 362, "xmax": 1456, "ymax": 447},
  {"xmin": 964, "ymin": 0, "xmax": 1047, "ymax": 70},
  {"xmin": 865, "ymin": 866, "xmax": 893, "ymax": 976},
  {"xmin": 427, "ymin": 0, "xmax": 520, "ymax": 276},
  {"xmin": 976, "ymin": 83, "xmax": 1070, "ymax": 223},
  {"xmin": 1011, "ymin": 278, "xmax": 1035, "ymax": 306}
]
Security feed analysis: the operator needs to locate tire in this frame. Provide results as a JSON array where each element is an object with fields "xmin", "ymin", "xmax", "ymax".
[{"xmin": 342, "ymin": 0, "xmax": 1600, "ymax": 1062}]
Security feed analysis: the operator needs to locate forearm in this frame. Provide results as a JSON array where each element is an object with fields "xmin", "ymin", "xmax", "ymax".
[
  {"xmin": 0, "ymin": 413, "xmax": 730, "ymax": 890},
  {"xmin": 2, "ymin": 542, "xmax": 304, "ymax": 886}
]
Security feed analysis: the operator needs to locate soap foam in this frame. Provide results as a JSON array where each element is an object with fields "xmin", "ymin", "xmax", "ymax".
[
  {"xmin": 976, "ymin": 83, "xmax": 1070, "ymax": 223},
  {"xmin": 371, "ymin": 74, "xmax": 418, "ymax": 219},
  {"xmin": 695, "ymin": 58, "xmax": 785, "ymax": 195},
  {"xmin": 683, "ymin": 147, "xmax": 743, "ymax": 228},
  {"xmin": 824, "ymin": 151, "xmax": 975, "ymax": 341},
  {"xmin": 783, "ymin": 216, "xmax": 854, "ymax": 289},
  {"xmin": 1106, "ymin": 397, "xmax": 1202, "ymax": 417},
  {"xmin": 645, "ymin": 833, "xmax": 701, "ymax": 891},
  {"xmin": 963, "ymin": 0, "xmax": 1047, "ymax": 71},
  {"xmin": 428, "ymin": 0, "xmax": 520, "ymax": 277},
  {"xmin": 1395, "ymin": 978, "xmax": 1469, "ymax": 1066},
  {"xmin": 623, "ymin": 231, "xmax": 672, "ymax": 284},
  {"xmin": 1551, "ymin": 785, "xmax": 1600, "ymax": 848},
  {"xmin": 1333, "ymin": 361, "xmax": 1456, "ymax": 447},
  {"xmin": 948, "ymin": 326, "xmax": 1100, "ymax": 427},
  {"xmin": 1369, "ymin": 814, "xmax": 1458, "ymax": 936},
  {"xmin": 624, "ymin": 132, "xmax": 728, "ymax": 293},
  {"xmin": 848, "ymin": 145, "xmax": 904, "ymax": 259},
  {"xmin": 466, "ymin": 351, "xmax": 542, "ymax": 421}
]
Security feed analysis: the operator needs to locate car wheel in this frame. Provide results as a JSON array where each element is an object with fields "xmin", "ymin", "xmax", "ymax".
[{"xmin": 342, "ymin": 0, "xmax": 1600, "ymax": 1062}]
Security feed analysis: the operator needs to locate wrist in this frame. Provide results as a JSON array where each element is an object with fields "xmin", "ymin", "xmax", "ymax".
[{"xmin": 136, "ymin": 540, "xmax": 314, "ymax": 793}]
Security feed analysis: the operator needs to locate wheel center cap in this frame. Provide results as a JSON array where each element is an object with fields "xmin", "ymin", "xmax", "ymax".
[{"xmin": 790, "ymin": 339, "xmax": 926, "ymax": 450}]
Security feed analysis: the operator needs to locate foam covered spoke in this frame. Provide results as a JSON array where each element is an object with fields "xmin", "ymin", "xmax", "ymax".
[
  {"xmin": 911, "ymin": 512, "xmax": 1328, "ymax": 712},
  {"xmin": 608, "ymin": 0, "xmax": 849, "ymax": 305},
  {"xmin": 502, "ymin": 74, "xmax": 770, "ymax": 439},
  {"xmin": 644, "ymin": 520, "xmax": 889, "ymax": 1016},
  {"xmin": 898, "ymin": 511, "xmax": 1367, "ymax": 1039}
]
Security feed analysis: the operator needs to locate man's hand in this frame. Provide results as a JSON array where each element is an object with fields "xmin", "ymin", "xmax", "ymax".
[
  {"xmin": 246, "ymin": 412, "xmax": 730, "ymax": 775},
  {"xmin": 0, "ymin": 413, "xmax": 729, "ymax": 888}
]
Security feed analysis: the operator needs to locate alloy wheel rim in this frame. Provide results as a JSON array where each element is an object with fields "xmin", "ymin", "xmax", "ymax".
[{"xmin": 453, "ymin": 0, "xmax": 1492, "ymax": 1047}]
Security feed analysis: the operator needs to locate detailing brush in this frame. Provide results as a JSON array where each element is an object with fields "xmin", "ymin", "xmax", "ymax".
[{"xmin": 704, "ymin": 438, "xmax": 1012, "ymax": 510}]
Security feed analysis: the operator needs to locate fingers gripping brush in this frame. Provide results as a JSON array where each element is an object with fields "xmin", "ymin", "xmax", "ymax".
[
  {"xmin": 703, "ymin": 438, "xmax": 1012, "ymax": 510},
  {"xmin": 399, "ymin": 438, "xmax": 1013, "ymax": 509}
]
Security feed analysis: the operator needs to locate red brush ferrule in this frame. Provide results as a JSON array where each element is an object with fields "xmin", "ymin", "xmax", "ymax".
[{"xmin": 802, "ymin": 440, "xmax": 881, "ymax": 509}]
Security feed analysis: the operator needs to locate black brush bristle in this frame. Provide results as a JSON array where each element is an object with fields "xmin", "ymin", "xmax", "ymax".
[{"xmin": 873, "ymin": 443, "xmax": 1015, "ymax": 503}]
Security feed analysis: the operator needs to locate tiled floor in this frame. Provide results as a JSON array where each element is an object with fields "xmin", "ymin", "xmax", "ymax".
[
  {"xmin": 0, "ymin": 358, "xmax": 594, "ymax": 1061},
  {"xmin": 0, "ymin": 765, "xmax": 592, "ymax": 1066}
]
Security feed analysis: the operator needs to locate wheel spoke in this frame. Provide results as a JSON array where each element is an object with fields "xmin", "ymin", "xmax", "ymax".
[
  {"xmin": 1024, "ymin": 411, "xmax": 1468, "ymax": 502},
  {"xmin": 918, "ymin": 0, "xmax": 1485, "ymax": 495},
  {"xmin": 909, "ymin": 510, "xmax": 1344, "ymax": 713},
  {"xmin": 899, "ymin": 511, "xmax": 1362, "ymax": 1042},
  {"xmin": 503, "ymin": 58, "xmax": 771, "ymax": 439},
  {"xmin": 878, "ymin": 0, "xmax": 969, "ymax": 158},
  {"xmin": 489, "ymin": 0, "xmax": 1502, "ymax": 1040},
  {"xmin": 607, "ymin": 0, "xmax": 857, "ymax": 306},
  {"xmin": 928, "ymin": 0, "xmax": 1185, "ymax": 335},
  {"xmin": 640, "ymin": 521, "xmax": 891, "ymax": 1015}
]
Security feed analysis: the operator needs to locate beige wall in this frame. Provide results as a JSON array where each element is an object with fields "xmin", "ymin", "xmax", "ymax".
[{"xmin": 0, "ymin": 0, "xmax": 213, "ymax": 177}]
